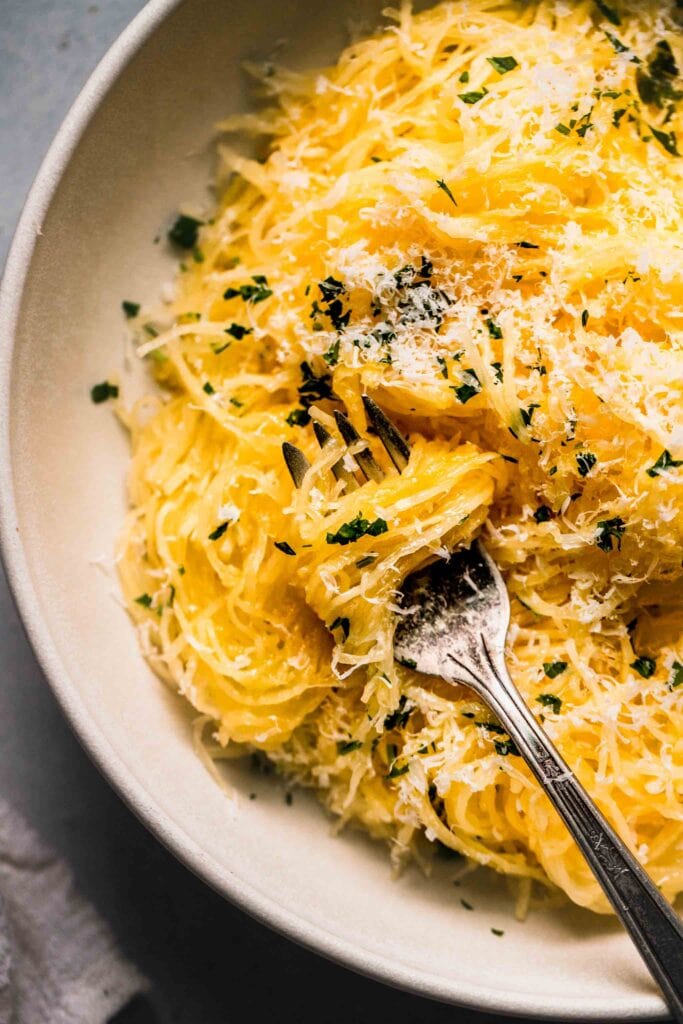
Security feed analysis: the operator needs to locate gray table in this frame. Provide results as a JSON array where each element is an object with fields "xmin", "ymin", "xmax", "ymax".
[{"xmin": 0, "ymin": 4, "xmax": 516, "ymax": 1021}]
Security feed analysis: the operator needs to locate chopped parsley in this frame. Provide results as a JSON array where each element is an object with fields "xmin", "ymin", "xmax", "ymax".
[
  {"xmin": 460, "ymin": 898, "xmax": 474, "ymax": 910},
  {"xmin": 636, "ymin": 40, "xmax": 681, "ymax": 109},
  {"xmin": 323, "ymin": 337, "xmax": 341, "ymax": 366},
  {"xmin": 520, "ymin": 403, "xmax": 539, "ymax": 427},
  {"xmin": 668, "ymin": 661, "xmax": 683, "ymax": 690},
  {"xmin": 459, "ymin": 71, "xmax": 470, "ymax": 83},
  {"xmin": 356, "ymin": 554, "xmax": 377, "ymax": 568},
  {"xmin": 326, "ymin": 512, "xmax": 388, "ymax": 546},
  {"xmin": 436, "ymin": 355, "xmax": 449, "ymax": 379},
  {"xmin": 605, "ymin": 31, "xmax": 629, "ymax": 53},
  {"xmin": 135, "ymin": 593, "xmax": 153, "ymax": 608},
  {"xmin": 576, "ymin": 451, "xmax": 597, "ymax": 477},
  {"xmin": 459, "ymin": 89, "xmax": 487, "ymax": 104},
  {"xmin": 581, "ymin": 309, "xmax": 590, "ymax": 327},
  {"xmin": 168, "ymin": 214, "xmax": 203, "ymax": 248},
  {"xmin": 537, "ymin": 693, "xmax": 562, "ymax": 714},
  {"xmin": 492, "ymin": 361, "xmax": 504, "ymax": 382},
  {"xmin": 286, "ymin": 408, "xmax": 309, "ymax": 427},
  {"xmin": 594, "ymin": 0, "xmax": 621, "ymax": 25},
  {"xmin": 384, "ymin": 695, "xmax": 412, "ymax": 730},
  {"xmin": 647, "ymin": 449, "xmax": 683, "ymax": 477},
  {"xmin": 486, "ymin": 318, "xmax": 503, "ymax": 339},
  {"xmin": 487, "ymin": 56, "xmax": 518, "ymax": 74},
  {"xmin": 452, "ymin": 369, "xmax": 481, "ymax": 404},
  {"xmin": 90, "ymin": 381, "xmax": 118, "ymax": 403},
  {"xmin": 491, "ymin": 928, "xmax": 505, "ymax": 937},
  {"xmin": 224, "ymin": 323, "xmax": 253, "ymax": 340},
  {"xmin": 595, "ymin": 516, "xmax": 626, "ymax": 551},
  {"xmin": 436, "ymin": 178, "xmax": 458, "ymax": 207},
  {"xmin": 397, "ymin": 656, "xmax": 417, "ymax": 670},
  {"xmin": 224, "ymin": 275, "xmax": 272, "ymax": 303},
  {"xmin": 534, "ymin": 505, "xmax": 553, "ymax": 523},
  {"xmin": 274, "ymin": 541, "xmax": 296, "ymax": 556},
  {"xmin": 208, "ymin": 522, "xmax": 230, "ymax": 542},
  {"xmin": 555, "ymin": 123, "xmax": 571, "ymax": 136},
  {"xmin": 631, "ymin": 656, "xmax": 656, "ymax": 679},
  {"xmin": 649, "ymin": 126, "xmax": 680, "ymax": 157},
  {"xmin": 316, "ymin": 276, "xmax": 351, "ymax": 331},
  {"xmin": 501, "ymin": 454, "xmax": 518, "ymax": 464},
  {"xmin": 330, "ymin": 616, "xmax": 351, "ymax": 640},
  {"xmin": 386, "ymin": 762, "xmax": 410, "ymax": 779},
  {"xmin": 543, "ymin": 661, "xmax": 567, "ymax": 679},
  {"xmin": 515, "ymin": 241, "xmax": 539, "ymax": 249},
  {"xmin": 122, "ymin": 300, "xmax": 140, "ymax": 318},
  {"xmin": 296, "ymin": 360, "xmax": 333, "ymax": 417},
  {"xmin": 202, "ymin": 381, "xmax": 215, "ymax": 395},
  {"xmin": 494, "ymin": 738, "xmax": 520, "ymax": 756},
  {"xmin": 337, "ymin": 740, "xmax": 362, "ymax": 755}
]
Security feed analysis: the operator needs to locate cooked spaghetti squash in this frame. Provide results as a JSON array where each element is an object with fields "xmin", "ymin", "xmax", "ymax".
[{"xmin": 117, "ymin": 0, "xmax": 683, "ymax": 913}]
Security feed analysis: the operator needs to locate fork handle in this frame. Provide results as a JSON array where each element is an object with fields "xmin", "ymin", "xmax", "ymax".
[{"xmin": 478, "ymin": 641, "xmax": 683, "ymax": 1021}]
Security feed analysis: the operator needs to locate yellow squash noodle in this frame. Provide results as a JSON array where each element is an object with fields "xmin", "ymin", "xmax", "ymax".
[{"xmin": 118, "ymin": 0, "xmax": 683, "ymax": 914}]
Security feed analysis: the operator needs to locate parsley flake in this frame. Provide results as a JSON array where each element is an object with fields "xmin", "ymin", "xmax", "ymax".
[
  {"xmin": 647, "ymin": 449, "xmax": 683, "ymax": 477},
  {"xmin": 224, "ymin": 276, "xmax": 273, "ymax": 303},
  {"xmin": 168, "ymin": 214, "xmax": 203, "ymax": 248},
  {"xmin": 595, "ymin": 0, "xmax": 621, "ymax": 25},
  {"xmin": 537, "ymin": 693, "xmax": 562, "ymax": 714},
  {"xmin": 595, "ymin": 517, "xmax": 626, "ymax": 551},
  {"xmin": 208, "ymin": 522, "xmax": 230, "ymax": 542},
  {"xmin": 487, "ymin": 56, "xmax": 518, "ymax": 75},
  {"xmin": 452, "ymin": 369, "xmax": 481, "ymax": 404},
  {"xmin": 337, "ymin": 740, "xmax": 362, "ymax": 755},
  {"xmin": 631, "ymin": 656, "xmax": 656, "ymax": 678},
  {"xmin": 274, "ymin": 541, "xmax": 296, "ymax": 556},
  {"xmin": 459, "ymin": 89, "xmax": 487, "ymax": 104},
  {"xmin": 330, "ymin": 616, "xmax": 351, "ymax": 640},
  {"xmin": 494, "ymin": 739, "xmax": 520, "ymax": 756},
  {"xmin": 122, "ymin": 300, "xmax": 140, "ymax": 318},
  {"xmin": 436, "ymin": 178, "xmax": 458, "ymax": 207},
  {"xmin": 668, "ymin": 661, "xmax": 683, "ymax": 690},
  {"xmin": 649, "ymin": 126, "xmax": 680, "ymax": 156},
  {"xmin": 534, "ymin": 505, "xmax": 553, "ymax": 523},
  {"xmin": 576, "ymin": 451, "xmax": 597, "ymax": 477},
  {"xmin": 326, "ymin": 513, "xmax": 388, "ymax": 546},
  {"xmin": 202, "ymin": 381, "xmax": 215, "ymax": 395},
  {"xmin": 486, "ymin": 318, "xmax": 503, "ymax": 339},
  {"xmin": 543, "ymin": 661, "xmax": 567, "ymax": 679},
  {"xmin": 224, "ymin": 323, "xmax": 253, "ymax": 340},
  {"xmin": 135, "ymin": 593, "xmax": 153, "ymax": 608},
  {"xmin": 90, "ymin": 381, "xmax": 118, "ymax": 404}
]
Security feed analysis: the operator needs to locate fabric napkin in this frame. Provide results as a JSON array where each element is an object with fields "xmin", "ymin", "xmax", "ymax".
[{"xmin": 0, "ymin": 797, "xmax": 145, "ymax": 1024}]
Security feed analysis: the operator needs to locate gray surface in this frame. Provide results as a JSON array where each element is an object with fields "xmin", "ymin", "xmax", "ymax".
[{"xmin": 0, "ymin": 3, "xmax": 517, "ymax": 1022}]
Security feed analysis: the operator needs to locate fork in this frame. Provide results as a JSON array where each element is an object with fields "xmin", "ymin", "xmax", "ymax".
[{"xmin": 283, "ymin": 395, "xmax": 683, "ymax": 1021}]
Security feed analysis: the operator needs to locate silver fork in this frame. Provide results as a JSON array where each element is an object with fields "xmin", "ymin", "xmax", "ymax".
[{"xmin": 284, "ymin": 396, "xmax": 683, "ymax": 1020}]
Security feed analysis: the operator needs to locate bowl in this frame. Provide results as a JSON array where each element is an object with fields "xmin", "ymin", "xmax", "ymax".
[{"xmin": 0, "ymin": 0, "xmax": 669, "ymax": 1018}]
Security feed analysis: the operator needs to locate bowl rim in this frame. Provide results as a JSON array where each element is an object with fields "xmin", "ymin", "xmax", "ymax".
[{"xmin": 0, "ymin": 2, "xmax": 668, "ymax": 1019}]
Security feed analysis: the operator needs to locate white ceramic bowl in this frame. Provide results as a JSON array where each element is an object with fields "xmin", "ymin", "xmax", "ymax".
[{"xmin": 0, "ymin": 1, "xmax": 669, "ymax": 1018}]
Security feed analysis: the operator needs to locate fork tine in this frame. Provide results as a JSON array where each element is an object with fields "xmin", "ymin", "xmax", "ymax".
[
  {"xmin": 362, "ymin": 396, "xmax": 410, "ymax": 472},
  {"xmin": 282, "ymin": 442, "xmax": 310, "ymax": 488},
  {"xmin": 312, "ymin": 421, "xmax": 359, "ymax": 490},
  {"xmin": 333, "ymin": 410, "xmax": 385, "ymax": 483}
]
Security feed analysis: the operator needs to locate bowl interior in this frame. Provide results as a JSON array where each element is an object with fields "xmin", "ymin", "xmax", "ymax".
[{"xmin": 0, "ymin": 0, "xmax": 667, "ymax": 1017}]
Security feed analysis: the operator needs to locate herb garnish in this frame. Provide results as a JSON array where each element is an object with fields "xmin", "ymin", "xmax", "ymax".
[
  {"xmin": 491, "ymin": 928, "xmax": 505, "ymax": 937},
  {"xmin": 356, "ymin": 554, "xmax": 377, "ymax": 568},
  {"xmin": 326, "ymin": 512, "xmax": 388, "ymax": 546},
  {"xmin": 460, "ymin": 899, "xmax": 474, "ymax": 910},
  {"xmin": 386, "ymin": 762, "xmax": 410, "ymax": 778},
  {"xmin": 631, "ymin": 656, "xmax": 656, "ymax": 678},
  {"xmin": 323, "ymin": 338, "xmax": 341, "ymax": 366},
  {"xmin": 203, "ymin": 382, "xmax": 215, "ymax": 395},
  {"xmin": 581, "ymin": 309, "xmax": 589, "ymax": 327},
  {"xmin": 543, "ymin": 661, "xmax": 567, "ymax": 679},
  {"xmin": 459, "ymin": 89, "xmax": 487, "ymax": 104},
  {"xmin": 515, "ymin": 241, "xmax": 539, "ymax": 249},
  {"xmin": 537, "ymin": 693, "xmax": 562, "ymax": 714},
  {"xmin": 337, "ymin": 740, "xmax": 362, "ymax": 755},
  {"xmin": 668, "ymin": 662, "xmax": 683, "ymax": 690},
  {"xmin": 595, "ymin": 516, "xmax": 626, "ymax": 551},
  {"xmin": 330, "ymin": 616, "xmax": 351, "ymax": 640},
  {"xmin": 647, "ymin": 449, "xmax": 683, "ymax": 477},
  {"xmin": 520, "ymin": 403, "xmax": 539, "ymax": 427},
  {"xmin": 90, "ymin": 381, "xmax": 118, "ymax": 403},
  {"xmin": 487, "ymin": 56, "xmax": 518, "ymax": 74},
  {"xmin": 135, "ymin": 593, "xmax": 153, "ymax": 608},
  {"xmin": 224, "ymin": 275, "xmax": 273, "ymax": 303},
  {"xmin": 649, "ymin": 126, "xmax": 680, "ymax": 156},
  {"xmin": 436, "ymin": 178, "xmax": 458, "ymax": 207},
  {"xmin": 168, "ymin": 214, "xmax": 203, "ymax": 248},
  {"xmin": 122, "ymin": 300, "xmax": 140, "ymax": 318},
  {"xmin": 534, "ymin": 505, "xmax": 553, "ymax": 523},
  {"xmin": 492, "ymin": 361, "xmax": 504, "ymax": 382},
  {"xmin": 636, "ymin": 41, "xmax": 681, "ymax": 109},
  {"xmin": 486, "ymin": 318, "xmax": 503, "ymax": 339},
  {"xmin": 452, "ymin": 369, "xmax": 481, "ymax": 404},
  {"xmin": 459, "ymin": 71, "xmax": 469, "ymax": 83},
  {"xmin": 224, "ymin": 323, "xmax": 253, "ymax": 340},
  {"xmin": 595, "ymin": 0, "xmax": 621, "ymax": 25},
  {"xmin": 384, "ymin": 695, "xmax": 412, "ymax": 730},
  {"xmin": 274, "ymin": 541, "xmax": 296, "ymax": 556},
  {"xmin": 286, "ymin": 408, "xmax": 309, "ymax": 427},
  {"xmin": 576, "ymin": 452, "xmax": 597, "ymax": 477},
  {"xmin": 208, "ymin": 522, "xmax": 230, "ymax": 542},
  {"xmin": 605, "ymin": 31, "xmax": 629, "ymax": 53},
  {"xmin": 494, "ymin": 739, "xmax": 520, "ymax": 756},
  {"xmin": 555, "ymin": 123, "xmax": 571, "ymax": 136}
]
